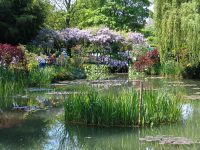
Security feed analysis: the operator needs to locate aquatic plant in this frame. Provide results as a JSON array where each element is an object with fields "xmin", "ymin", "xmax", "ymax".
[
  {"xmin": 28, "ymin": 67, "xmax": 56, "ymax": 86},
  {"xmin": 64, "ymin": 86, "xmax": 181, "ymax": 127},
  {"xmin": 0, "ymin": 68, "xmax": 27, "ymax": 110}
]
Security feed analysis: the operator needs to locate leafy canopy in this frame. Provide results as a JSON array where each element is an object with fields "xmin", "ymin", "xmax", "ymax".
[
  {"xmin": 0, "ymin": 0, "xmax": 50, "ymax": 44},
  {"xmin": 46, "ymin": 0, "xmax": 150, "ymax": 31},
  {"xmin": 71, "ymin": 0, "xmax": 150, "ymax": 31}
]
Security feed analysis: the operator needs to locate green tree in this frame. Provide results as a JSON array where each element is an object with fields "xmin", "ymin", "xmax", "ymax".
[
  {"xmin": 70, "ymin": 0, "xmax": 150, "ymax": 31},
  {"xmin": 154, "ymin": 0, "xmax": 200, "ymax": 66},
  {"xmin": 49, "ymin": 0, "xmax": 78, "ymax": 27},
  {"xmin": 44, "ymin": 9, "xmax": 67, "ymax": 30},
  {"xmin": 141, "ymin": 25, "xmax": 157, "ymax": 47},
  {"xmin": 0, "ymin": 0, "xmax": 49, "ymax": 44}
]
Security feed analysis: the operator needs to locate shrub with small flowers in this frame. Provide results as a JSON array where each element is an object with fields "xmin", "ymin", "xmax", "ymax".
[
  {"xmin": 107, "ymin": 59, "xmax": 128, "ymax": 73},
  {"xmin": 0, "ymin": 44, "xmax": 27, "ymax": 69},
  {"xmin": 32, "ymin": 27, "xmax": 148, "ymax": 74},
  {"xmin": 33, "ymin": 27, "xmax": 147, "ymax": 55}
]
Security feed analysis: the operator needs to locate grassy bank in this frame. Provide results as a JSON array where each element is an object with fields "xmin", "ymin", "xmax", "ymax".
[{"xmin": 64, "ymin": 86, "xmax": 182, "ymax": 127}]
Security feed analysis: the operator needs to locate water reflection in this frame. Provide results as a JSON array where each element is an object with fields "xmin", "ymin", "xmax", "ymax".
[
  {"xmin": 182, "ymin": 104, "xmax": 193, "ymax": 121},
  {"xmin": 1, "ymin": 77, "xmax": 200, "ymax": 149},
  {"xmin": 0, "ymin": 109, "xmax": 60, "ymax": 150},
  {"xmin": 0, "ymin": 102, "xmax": 200, "ymax": 150}
]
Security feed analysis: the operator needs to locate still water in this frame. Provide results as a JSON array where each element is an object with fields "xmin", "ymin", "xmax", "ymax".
[{"xmin": 1, "ymin": 76, "xmax": 200, "ymax": 150}]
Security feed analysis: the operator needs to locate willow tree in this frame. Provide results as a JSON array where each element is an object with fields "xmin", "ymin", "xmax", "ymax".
[{"xmin": 154, "ymin": 0, "xmax": 200, "ymax": 66}]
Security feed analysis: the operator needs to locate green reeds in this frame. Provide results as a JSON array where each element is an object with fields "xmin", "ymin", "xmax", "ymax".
[
  {"xmin": 0, "ymin": 68, "xmax": 27, "ymax": 110},
  {"xmin": 160, "ymin": 60, "xmax": 183, "ymax": 77},
  {"xmin": 64, "ymin": 87, "xmax": 182, "ymax": 127},
  {"xmin": 28, "ymin": 67, "xmax": 55, "ymax": 86}
]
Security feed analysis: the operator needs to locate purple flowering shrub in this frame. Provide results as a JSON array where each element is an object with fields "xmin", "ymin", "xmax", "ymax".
[
  {"xmin": 118, "ymin": 51, "xmax": 132, "ymax": 61},
  {"xmin": 90, "ymin": 28, "xmax": 126, "ymax": 46},
  {"xmin": 33, "ymin": 27, "xmax": 146, "ymax": 53},
  {"xmin": 32, "ymin": 27, "xmax": 147, "ymax": 73},
  {"xmin": 128, "ymin": 32, "xmax": 147, "ymax": 45},
  {"xmin": 107, "ymin": 59, "xmax": 128, "ymax": 73}
]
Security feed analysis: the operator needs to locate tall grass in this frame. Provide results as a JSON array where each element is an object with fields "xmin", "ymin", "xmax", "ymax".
[
  {"xmin": 64, "ymin": 87, "xmax": 182, "ymax": 127},
  {"xmin": 28, "ymin": 67, "xmax": 55, "ymax": 86},
  {"xmin": 128, "ymin": 66, "xmax": 146, "ymax": 80},
  {"xmin": 160, "ymin": 60, "xmax": 183, "ymax": 77},
  {"xmin": 0, "ymin": 68, "xmax": 27, "ymax": 110}
]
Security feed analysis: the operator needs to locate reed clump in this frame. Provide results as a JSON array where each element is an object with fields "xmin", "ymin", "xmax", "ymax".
[
  {"xmin": 0, "ymin": 68, "xmax": 27, "ymax": 110},
  {"xmin": 64, "ymin": 87, "xmax": 182, "ymax": 127}
]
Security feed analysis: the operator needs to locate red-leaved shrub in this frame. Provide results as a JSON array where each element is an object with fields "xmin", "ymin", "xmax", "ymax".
[
  {"xmin": 134, "ymin": 48, "xmax": 159, "ymax": 72},
  {"xmin": 0, "ymin": 44, "xmax": 27, "ymax": 68}
]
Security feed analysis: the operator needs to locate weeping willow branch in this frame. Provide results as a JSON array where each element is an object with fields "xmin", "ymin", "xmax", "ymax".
[{"xmin": 154, "ymin": 0, "xmax": 200, "ymax": 66}]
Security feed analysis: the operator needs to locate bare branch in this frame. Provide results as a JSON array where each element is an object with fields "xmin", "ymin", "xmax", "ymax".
[{"xmin": 49, "ymin": 0, "xmax": 76, "ymax": 11}]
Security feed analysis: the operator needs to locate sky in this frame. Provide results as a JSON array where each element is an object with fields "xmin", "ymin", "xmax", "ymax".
[
  {"xmin": 149, "ymin": 4, "xmax": 154, "ymax": 12},
  {"xmin": 50, "ymin": 0, "xmax": 154, "ymax": 12}
]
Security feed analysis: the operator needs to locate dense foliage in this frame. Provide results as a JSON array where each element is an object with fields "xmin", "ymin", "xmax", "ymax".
[
  {"xmin": 47, "ymin": 0, "xmax": 150, "ymax": 31},
  {"xmin": 0, "ymin": 0, "xmax": 49, "ymax": 44},
  {"xmin": 183, "ymin": 63, "xmax": 200, "ymax": 79},
  {"xmin": 84, "ymin": 64, "xmax": 109, "ymax": 80},
  {"xmin": 154, "ymin": 0, "xmax": 200, "ymax": 66},
  {"xmin": 70, "ymin": 0, "xmax": 150, "ymax": 31},
  {"xmin": 44, "ymin": 10, "xmax": 67, "ymax": 30},
  {"xmin": 141, "ymin": 26, "xmax": 157, "ymax": 47},
  {"xmin": 48, "ymin": 0, "xmax": 76, "ymax": 27}
]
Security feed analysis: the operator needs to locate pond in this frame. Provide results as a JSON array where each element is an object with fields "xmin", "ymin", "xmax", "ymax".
[{"xmin": 1, "ymin": 75, "xmax": 200, "ymax": 150}]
